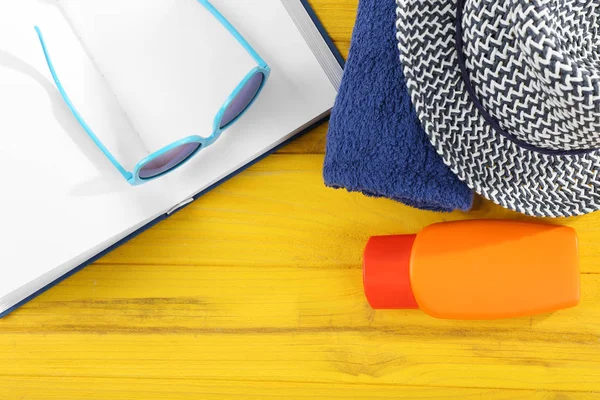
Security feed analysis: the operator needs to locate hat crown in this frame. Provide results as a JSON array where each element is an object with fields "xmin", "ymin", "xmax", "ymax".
[{"xmin": 462, "ymin": 0, "xmax": 600, "ymax": 152}]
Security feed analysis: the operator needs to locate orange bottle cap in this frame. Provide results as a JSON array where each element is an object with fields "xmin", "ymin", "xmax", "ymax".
[{"xmin": 362, "ymin": 235, "xmax": 419, "ymax": 309}]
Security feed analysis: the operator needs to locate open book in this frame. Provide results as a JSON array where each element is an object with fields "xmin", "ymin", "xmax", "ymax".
[{"xmin": 0, "ymin": 0, "xmax": 343, "ymax": 316}]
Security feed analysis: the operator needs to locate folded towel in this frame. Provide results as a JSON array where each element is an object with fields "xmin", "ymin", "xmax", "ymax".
[{"xmin": 323, "ymin": 0, "xmax": 474, "ymax": 212}]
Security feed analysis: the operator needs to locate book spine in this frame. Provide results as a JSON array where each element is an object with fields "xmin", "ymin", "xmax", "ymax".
[{"xmin": 280, "ymin": 0, "xmax": 345, "ymax": 90}]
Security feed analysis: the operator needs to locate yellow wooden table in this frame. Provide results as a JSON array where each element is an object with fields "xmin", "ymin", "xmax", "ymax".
[{"xmin": 3, "ymin": 2, "xmax": 600, "ymax": 399}]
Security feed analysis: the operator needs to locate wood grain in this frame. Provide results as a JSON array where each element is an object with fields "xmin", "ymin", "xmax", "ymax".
[
  {"xmin": 5, "ymin": 262, "xmax": 600, "ymax": 332},
  {"xmin": 2, "ymin": 1, "xmax": 600, "ymax": 399},
  {"xmin": 3, "ymin": 378, "xmax": 597, "ymax": 400}
]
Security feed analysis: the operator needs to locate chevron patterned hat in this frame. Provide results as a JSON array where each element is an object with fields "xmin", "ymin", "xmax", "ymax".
[{"xmin": 396, "ymin": 0, "xmax": 600, "ymax": 217}]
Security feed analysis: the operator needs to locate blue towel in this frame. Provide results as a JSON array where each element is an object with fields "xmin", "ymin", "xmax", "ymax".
[{"xmin": 323, "ymin": 0, "xmax": 473, "ymax": 212}]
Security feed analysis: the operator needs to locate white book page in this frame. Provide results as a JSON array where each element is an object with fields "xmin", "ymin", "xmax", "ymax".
[
  {"xmin": 0, "ymin": 0, "xmax": 339, "ymax": 311},
  {"xmin": 58, "ymin": 0, "xmax": 339, "ymax": 203},
  {"xmin": 0, "ymin": 0, "xmax": 175, "ymax": 303},
  {"xmin": 58, "ymin": 0, "xmax": 259, "ymax": 153},
  {"xmin": 167, "ymin": 0, "xmax": 339, "ymax": 201}
]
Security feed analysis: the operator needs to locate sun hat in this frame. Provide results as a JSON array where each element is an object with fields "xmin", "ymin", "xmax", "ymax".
[{"xmin": 395, "ymin": 0, "xmax": 600, "ymax": 217}]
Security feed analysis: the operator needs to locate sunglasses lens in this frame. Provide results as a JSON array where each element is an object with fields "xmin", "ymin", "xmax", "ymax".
[
  {"xmin": 139, "ymin": 142, "xmax": 201, "ymax": 179},
  {"xmin": 220, "ymin": 71, "xmax": 264, "ymax": 129}
]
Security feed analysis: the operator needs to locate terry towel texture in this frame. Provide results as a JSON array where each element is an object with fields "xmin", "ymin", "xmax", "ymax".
[{"xmin": 322, "ymin": 0, "xmax": 474, "ymax": 212}]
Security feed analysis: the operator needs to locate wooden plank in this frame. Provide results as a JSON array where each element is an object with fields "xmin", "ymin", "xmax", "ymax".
[
  {"xmin": 0, "ymin": 377, "xmax": 596, "ymax": 400},
  {"xmin": 2, "ymin": 265, "xmax": 599, "ymax": 334},
  {"xmin": 96, "ymin": 154, "xmax": 600, "ymax": 273},
  {"xmin": 1, "ymin": 266, "xmax": 598, "ymax": 394},
  {"xmin": 0, "ymin": 331, "xmax": 600, "ymax": 393}
]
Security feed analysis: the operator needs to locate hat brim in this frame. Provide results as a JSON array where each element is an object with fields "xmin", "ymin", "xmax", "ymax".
[{"xmin": 395, "ymin": 0, "xmax": 600, "ymax": 217}]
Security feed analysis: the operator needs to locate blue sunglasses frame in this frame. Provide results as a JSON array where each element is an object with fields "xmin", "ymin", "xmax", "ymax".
[{"xmin": 35, "ymin": 0, "xmax": 270, "ymax": 185}]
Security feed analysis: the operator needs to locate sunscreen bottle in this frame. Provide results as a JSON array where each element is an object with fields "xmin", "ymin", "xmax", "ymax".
[{"xmin": 362, "ymin": 220, "xmax": 580, "ymax": 319}]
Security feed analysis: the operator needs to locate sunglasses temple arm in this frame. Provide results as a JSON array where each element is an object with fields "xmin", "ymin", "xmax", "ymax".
[
  {"xmin": 34, "ymin": 26, "xmax": 134, "ymax": 182},
  {"xmin": 197, "ymin": 0, "xmax": 268, "ymax": 69}
]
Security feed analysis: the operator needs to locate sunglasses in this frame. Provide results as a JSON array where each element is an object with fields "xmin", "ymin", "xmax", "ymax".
[{"xmin": 34, "ymin": 0, "xmax": 270, "ymax": 185}]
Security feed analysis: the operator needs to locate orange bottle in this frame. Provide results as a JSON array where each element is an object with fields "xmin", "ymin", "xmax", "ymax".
[{"xmin": 362, "ymin": 220, "xmax": 580, "ymax": 319}]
